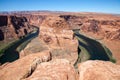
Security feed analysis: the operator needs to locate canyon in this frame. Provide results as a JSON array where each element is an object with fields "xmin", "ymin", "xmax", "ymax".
[{"xmin": 0, "ymin": 11, "xmax": 120, "ymax": 80}]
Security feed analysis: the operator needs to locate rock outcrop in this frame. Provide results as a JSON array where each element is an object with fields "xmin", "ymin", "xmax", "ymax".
[
  {"xmin": 0, "ymin": 50, "xmax": 78, "ymax": 80},
  {"xmin": 10, "ymin": 16, "xmax": 32, "ymax": 38},
  {"xmin": 1, "ymin": 57, "xmax": 120, "ymax": 80},
  {"xmin": 105, "ymin": 29, "xmax": 120, "ymax": 40},
  {"xmin": 78, "ymin": 60, "xmax": 120, "ymax": 80},
  {"xmin": 25, "ymin": 15, "xmax": 45, "ymax": 26},
  {"xmin": 42, "ymin": 15, "xmax": 70, "ymax": 30},
  {"xmin": 24, "ymin": 59, "xmax": 78, "ymax": 80},
  {"xmin": 40, "ymin": 15, "xmax": 78, "ymax": 65},
  {"xmin": 0, "ymin": 51, "xmax": 52, "ymax": 80}
]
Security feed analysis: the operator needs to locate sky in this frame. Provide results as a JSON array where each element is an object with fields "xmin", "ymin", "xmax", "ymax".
[{"xmin": 0, "ymin": 0, "xmax": 120, "ymax": 14}]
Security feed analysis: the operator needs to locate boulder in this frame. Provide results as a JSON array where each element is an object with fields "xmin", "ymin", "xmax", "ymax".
[{"xmin": 78, "ymin": 60, "xmax": 120, "ymax": 80}]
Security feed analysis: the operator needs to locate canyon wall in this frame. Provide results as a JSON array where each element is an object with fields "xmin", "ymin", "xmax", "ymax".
[
  {"xmin": 1, "ymin": 13, "xmax": 120, "ymax": 41},
  {"xmin": 0, "ymin": 15, "xmax": 32, "ymax": 41},
  {"xmin": 59, "ymin": 14, "xmax": 120, "ymax": 40}
]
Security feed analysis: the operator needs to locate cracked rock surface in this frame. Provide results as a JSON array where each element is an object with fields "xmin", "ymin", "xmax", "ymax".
[
  {"xmin": 24, "ymin": 59, "xmax": 78, "ymax": 80},
  {"xmin": 78, "ymin": 60, "xmax": 120, "ymax": 80},
  {"xmin": 0, "ymin": 51, "xmax": 51, "ymax": 80}
]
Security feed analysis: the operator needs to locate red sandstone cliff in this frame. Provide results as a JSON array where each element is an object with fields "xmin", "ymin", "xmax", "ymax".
[{"xmin": 0, "ymin": 15, "xmax": 33, "ymax": 41}]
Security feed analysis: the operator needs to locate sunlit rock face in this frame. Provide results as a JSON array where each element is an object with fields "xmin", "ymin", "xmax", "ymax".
[
  {"xmin": 23, "ymin": 14, "xmax": 45, "ymax": 27},
  {"xmin": 0, "ymin": 51, "xmax": 52, "ymax": 80},
  {"xmin": 40, "ymin": 15, "xmax": 78, "ymax": 65},
  {"xmin": 78, "ymin": 60, "xmax": 120, "ymax": 80},
  {"xmin": 24, "ymin": 59, "xmax": 78, "ymax": 80}
]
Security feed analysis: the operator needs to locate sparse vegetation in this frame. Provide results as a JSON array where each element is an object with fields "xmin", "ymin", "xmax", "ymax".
[
  {"xmin": 0, "ymin": 40, "xmax": 18, "ymax": 57},
  {"xmin": 0, "ymin": 26, "xmax": 39, "ymax": 64},
  {"xmin": 73, "ymin": 29, "xmax": 116, "ymax": 66},
  {"xmin": 51, "ymin": 49, "xmax": 71, "ymax": 57}
]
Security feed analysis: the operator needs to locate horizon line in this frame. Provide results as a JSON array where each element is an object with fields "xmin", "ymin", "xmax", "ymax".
[{"xmin": 0, "ymin": 10, "xmax": 120, "ymax": 15}]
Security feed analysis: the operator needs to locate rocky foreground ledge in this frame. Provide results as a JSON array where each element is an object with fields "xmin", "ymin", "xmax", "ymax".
[{"xmin": 0, "ymin": 51, "xmax": 120, "ymax": 80}]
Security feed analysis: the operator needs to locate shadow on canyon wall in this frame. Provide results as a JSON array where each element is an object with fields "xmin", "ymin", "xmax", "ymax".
[{"xmin": 0, "ymin": 26, "xmax": 39, "ymax": 64}]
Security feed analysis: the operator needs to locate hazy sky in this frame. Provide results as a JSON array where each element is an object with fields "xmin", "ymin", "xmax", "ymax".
[{"xmin": 0, "ymin": 0, "xmax": 120, "ymax": 14}]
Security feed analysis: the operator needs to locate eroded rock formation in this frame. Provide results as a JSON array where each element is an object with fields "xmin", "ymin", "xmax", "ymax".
[
  {"xmin": 24, "ymin": 59, "xmax": 77, "ymax": 80},
  {"xmin": 1, "ymin": 54, "xmax": 120, "ymax": 80},
  {"xmin": 40, "ymin": 16, "xmax": 78, "ymax": 65},
  {"xmin": 78, "ymin": 60, "xmax": 120, "ymax": 80},
  {"xmin": 59, "ymin": 14, "xmax": 120, "ymax": 40},
  {"xmin": 0, "ymin": 51, "xmax": 52, "ymax": 80},
  {"xmin": 1, "ymin": 13, "xmax": 120, "ymax": 41},
  {"xmin": 0, "ymin": 15, "xmax": 32, "ymax": 41}
]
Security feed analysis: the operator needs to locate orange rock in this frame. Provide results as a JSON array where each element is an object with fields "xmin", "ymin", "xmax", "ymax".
[
  {"xmin": 0, "ymin": 15, "xmax": 32, "ymax": 41},
  {"xmin": 25, "ymin": 59, "xmax": 78, "ymax": 80},
  {"xmin": 78, "ymin": 60, "xmax": 120, "ymax": 80},
  {"xmin": 0, "ymin": 51, "xmax": 52, "ymax": 80},
  {"xmin": 39, "ymin": 25, "xmax": 78, "ymax": 65}
]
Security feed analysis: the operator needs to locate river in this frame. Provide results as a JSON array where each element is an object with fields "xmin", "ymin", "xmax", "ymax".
[
  {"xmin": 0, "ymin": 27, "xmax": 116, "ymax": 66},
  {"xmin": 0, "ymin": 26, "xmax": 39, "ymax": 64},
  {"xmin": 73, "ymin": 29, "xmax": 116, "ymax": 67}
]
